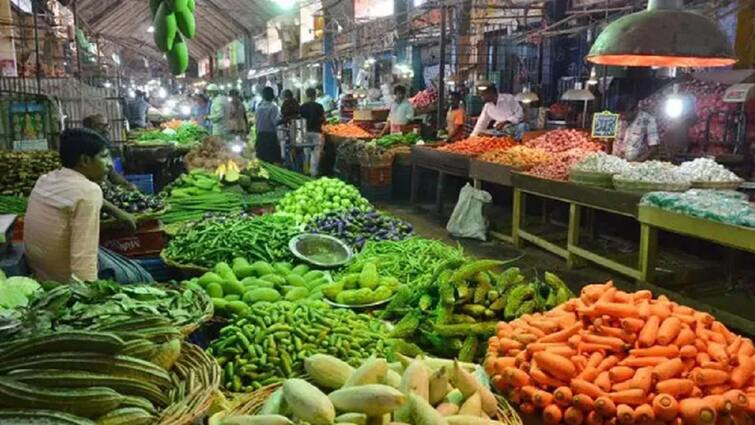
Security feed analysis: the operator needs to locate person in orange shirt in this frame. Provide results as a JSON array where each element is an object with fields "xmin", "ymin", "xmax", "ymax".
[{"xmin": 446, "ymin": 92, "xmax": 465, "ymax": 141}]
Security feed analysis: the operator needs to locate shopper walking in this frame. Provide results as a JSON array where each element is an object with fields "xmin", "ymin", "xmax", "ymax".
[
  {"xmin": 207, "ymin": 84, "xmax": 230, "ymax": 137},
  {"xmin": 191, "ymin": 93, "xmax": 211, "ymax": 130},
  {"xmin": 227, "ymin": 89, "xmax": 249, "ymax": 137},
  {"xmin": 300, "ymin": 87, "xmax": 326, "ymax": 176},
  {"xmin": 255, "ymin": 87, "xmax": 282, "ymax": 163},
  {"xmin": 470, "ymin": 83, "xmax": 523, "ymax": 137}
]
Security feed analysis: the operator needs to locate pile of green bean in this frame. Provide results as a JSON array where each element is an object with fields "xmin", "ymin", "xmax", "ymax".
[
  {"xmin": 207, "ymin": 300, "xmax": 389, "ymax": 391},
  {"xmin": 0, "ymin": 195, "xmax": 27, "ymax": 214},
  {"xmin": 163, "ymin": 213, "xmax": 300, "ymax": 268}
]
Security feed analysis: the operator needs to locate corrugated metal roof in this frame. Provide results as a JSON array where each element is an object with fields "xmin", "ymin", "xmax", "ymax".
[{"xmin": 77, "ymin": 0, "xmax": 278, "ymax": 60}]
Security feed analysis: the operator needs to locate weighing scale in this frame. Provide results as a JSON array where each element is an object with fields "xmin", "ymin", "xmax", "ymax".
[{"xmin": 703, "ymin": 83, "xmax": 755, "ymax": 154}]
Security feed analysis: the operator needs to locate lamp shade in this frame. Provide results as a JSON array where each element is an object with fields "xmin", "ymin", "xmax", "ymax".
[
  {"xmin": 515, "ymin": 87, "xmax": 539, "ymax": 103},
  {"xmin": 587, "ymin": 0, "xmax": 736, "ymax": 67},
  {"xmin": 561, "ymin": 82, "xmax": 595, "ymax": 101}
]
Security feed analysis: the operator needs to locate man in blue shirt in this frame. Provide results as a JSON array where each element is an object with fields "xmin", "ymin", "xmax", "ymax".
[
  {"xmin": 125, "ymin": 90, "xmax": 150, "ymax": 129},
  {"xmin": 255, "ymin": 86, "xmax": 282, "ymax": 163}
]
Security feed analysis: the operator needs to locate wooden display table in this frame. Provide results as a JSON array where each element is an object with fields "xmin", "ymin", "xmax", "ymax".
[
  {"xmin": 510, "ymin": 173, "xmax": 645, "ymax": 279},
  {"xmin": 410, "ymin": 145, "xmax": 471, "ymax": 215}
]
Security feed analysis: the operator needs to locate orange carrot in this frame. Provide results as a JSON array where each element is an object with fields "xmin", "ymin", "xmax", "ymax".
[
  {"xmin": 649, "ymin": 303, "xmax": 672, "ymax": 320},
  {"xmin": 692, "ymin": 368, "xmax": 729, "ymax": 387},
  {"xmin": 621, "ymin": 318, "xmax": 645, "ymax": 333},
  {"xmin": 656, "ymin": 317, "xmax": 682, "ymax": 345},
  {"xmin": 722, "ymin": 389, "xmax": 749, "ymax": 412},
  {"xmin": 532, "ymin": 389, "xmax": 554, "ymax": 408},
  {"xmin": 534, "ymin": 351, "xmax": 576, "ymax": 381},
  {"xmin": 700, "ymin": 361, "xmax": 728, "ymax": 371},
  {"xmin": 564, "ymin": 406, "xmax": 584, "ymax": 425},
  {"xmin": 568, "ymin": 334, "xmax": 582, "ymax": 348},
  {"xmin": 711, "ymin": 321, "xmax": 735, "ymax": 344},
  {"xmin": 638, "ymin": 316, "xmax": 660, "ymax": 347},
  {"xmin": 703, "ymin": 395, "xmax": 732, "ymax": 415},
  {"xmin": 493, "ymin": 357, "xmax": 517, "ymax": 374},
  {"xmin": 674, "ymin": 327, "xmax": 696, "ymax": 346},
  {"xmin": 727, "ymin": 336, "xmax": 742, "ymax": 357},
  {"xmin": 539, "ymin": 323, "xmax": 583, "ymax": 343},
  {"xmin": 587, "ymin": 352, "xmax": 605, "ymax": 368},
  {"xmin": 616, "ymin": 403, "xmax": 635, "ymax": 424},
  {"xmin": 609, "ymin": 366, "xmax": 636, "ymax": 383},
  {"xmin": 577, "ymin": 366, "xmax": 599, "ymax": 382},
  {"xmin": 520, "ymin": 385, "xmax": 539, "ymax": 401},
  {"xmin": 571, "ymin": 379, "xmax": 607, "ymax": 399},
  {"xmin": 585, "ymin": 411, "xmax": 602, "ymax": 425},
  {"xmin": 598, "ymin": 326, "xmax": 636, "ymax": 344},
  {"xmin": 492, "ymin": 374, "xmax": 507, "ymax": 392},
  {"xmin": 543, "ymin": 404, "xmax": 564, "ymax": 425},
  {"xmin": 731, "ymin": 354, "xmax": 754, "ymax": 389},
  {"xmin": 652, "ymin": 358, "xmax": 684, "ymax": 381},
  {"xmin": 637, "ymin": 301, "xmax": 651, "ymax": 318},
  {"xmin": 499, "ymin": 338, "xmax": 525, "ymax": 351},
  {"xmin": 598, "ymin": 287, "xmax": 617, "ymax": 303},
  {"xmin": 679, "ymin": 398, "xmax": 717, "ymax": 425},
  {"xmin": 545, "ymin": 346, "xmax": 578, "ymax": 357},
  {"xmin": 531, "ymin": 366, "xmax": 566, "ymax": 388},
  {"xmin": 620, "ymin": 356, "xmax": 668, "ymax": 367},
  {"xmin": 633, "ymin": 403, "xmax": 655, "ymax": 425},
  {"xmin": 524, "ymin": 317, "xmax": 560, "ymax": 333},
  {"xmin": 610, "ymin": 389, "xmax": 647, "ymax": 406},
  {"xmin": 582, "ymin": 334, "xmax": 627, "ymax": 351},
  {"xmin": 593, "ymin": 302, "xmax": 639, "ymax": 318},
  {"xmin": 697, "ymin": 352, "xmax": 712, "ymax": 365},
  {"xmin": 738, "ymin": 338, "xmax": 753, "ymax": 357},
  {"xmin": 519, "ymin": 402, "xmax": 535, "ymax": 415},
  {"xmin": 655, "ymin": 379, "xmax": 694, "ymax": 397},
  {"xmin": 612, "ymin": 380, "xmax": 634, "ymax": 392},
  {"xmin": 573, "ymin": 394, "xmax": 595, "ymax": 411},
  {"xmin": 707, "ymin": 342, "xmax": 729, "ymax": 363},
  {"xmin": 554, "ymin": 386, "xmax": 574, "ymax": 407},
  {"xmin": 630, "ymin": 345, "xmax": 679, "ymax": 358},
  {"xmin": 595, "ymin": 396, "xmax": 617, "ymax": 417},
  {"xmin": 694, "ymin": 312, "xmax": 714, "ymax": 326},
  {"xmin": 630, "ymin": 367, "xmax": 653, "ymax": 394},
  {"xmin": 614, "ymin": 291, "xmax": 633, "ymax": 303},
  {"xmin": 597, "ymin": 355, "xmax": 621, "ymax": 372},
  {"xmin": 577, "ymin": 342, "xmax": 612, "ymax": 353},
  {"xmin": 595, "ymin": 371, "xmax": 611, "ymax": 393},
  {"xmin": 680, "ymin": 345, "xmax": 698, "ymax": 358},
  {"xmin": 652, "ymin": 393, "xmax": 679, "ymax": 421},
  {"xmin": 528, "ymin": 342, "xmax": 571, "ymax": 352},
  {"xmin": 633, "ymin": 290, "xmax": 652, "ymax": 302}
]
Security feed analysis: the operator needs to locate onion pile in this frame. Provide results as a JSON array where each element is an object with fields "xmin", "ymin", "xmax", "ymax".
[
  {"xmin": 529, "ymin": 148, "xmax": 594, "ymax": 181},
  {"xmin": 409, "ymin": 88, "xmax": 437, "ymax": 109},
  {"xmin": 525, "ymin": 129, "xmax": 603, "ymax": 154}
]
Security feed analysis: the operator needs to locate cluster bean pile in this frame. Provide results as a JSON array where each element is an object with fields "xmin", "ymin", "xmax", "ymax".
[
  {"xmin": 487, "ymin": 281, "xmax": 755, "ymax": 425},
  {"xmin": 305, "ymin": 209, "xmax": 414, "ymax": 251},
  {"xmin": 163, "ymin": 213, "xmax": 300, "ymax": 268},
  {"xmin": 207, "ymin": 300, "xmax": 389, "ymax": 391}
]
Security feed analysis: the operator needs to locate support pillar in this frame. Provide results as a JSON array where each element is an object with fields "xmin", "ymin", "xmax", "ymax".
[
  {"xmin": 394, "ymin": 0, "xmax": 409, "ymax": 62},
  {"xmin": 323, "ymin": 11, "xmax": 336, "ymax": 98}
]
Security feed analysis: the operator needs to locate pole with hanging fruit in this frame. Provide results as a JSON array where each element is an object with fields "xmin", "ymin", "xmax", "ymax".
[{"xmin": 150, "ymin": 0, "xmax": 196, "ymax": 75}]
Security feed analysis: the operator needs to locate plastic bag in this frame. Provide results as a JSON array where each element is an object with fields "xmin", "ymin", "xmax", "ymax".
[{"xmin": 446, "ymin": 183, "xmax": 492, "ymax": 240}]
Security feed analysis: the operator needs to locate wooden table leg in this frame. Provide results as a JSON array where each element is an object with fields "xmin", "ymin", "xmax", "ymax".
[
  {"xmin": 512, "ymin": 189, "xmax": 525, "ymax": 248},
  {"xmin": 639, "ymin": 223, "xmax": 658, "ymax": 283},
  {"xmin": 410, "ymin": 164, "xmax": 419, "ymax": 205},
  {"xmin": 436, "ymin": 171, "xmax": 446, "ymax": 216},
  {"xmin": 567, "ymin": 203, "xmax": 581, "ymax": 269}
]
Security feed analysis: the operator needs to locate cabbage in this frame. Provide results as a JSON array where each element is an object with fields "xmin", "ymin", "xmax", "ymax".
[{"xmin": 0, "ymin": 276, "xmax": 41, "ymax": 309}]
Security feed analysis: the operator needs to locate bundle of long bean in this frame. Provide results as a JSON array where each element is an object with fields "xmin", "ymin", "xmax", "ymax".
[
  {"xmin": 160, "ymin": 191, "xmax": 246, "ymax": 224},
  {"xmin": 163, "ymin": 213, "xmax": 301, "ymax": 267},
  {"xmin": 0, "ymin": 195, "xmax": 27, "ymax": 214},
  {"xmin": 261, "ymin": 162, "xmax": 313, "ymax": 189}
]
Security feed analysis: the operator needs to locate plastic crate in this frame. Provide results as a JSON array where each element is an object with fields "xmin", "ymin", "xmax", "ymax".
[
  {"xmin": 134, "ymin": 256, "xmax": 176, "ymax": 282},
  {"xmin": 360, "ymin": 165, "xmax": 392, "ymax": 187},
  {"xmin": 126, "ymin": 174, "xmax": 155, "ymax": 195}
]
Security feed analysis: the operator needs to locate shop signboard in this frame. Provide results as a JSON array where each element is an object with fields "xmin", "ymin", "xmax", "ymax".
[
  {"xmin": 591, "ymin": 111, "xmax": 620, "ymax": 139},
  {"xmin": 10, "ymin": 101, "xmax": 48, "ymax": 151}
]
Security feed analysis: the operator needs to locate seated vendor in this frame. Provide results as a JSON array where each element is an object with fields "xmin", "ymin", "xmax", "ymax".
[
  {"xmin": 471, "ymin": 83, "xmax": 523, "ymax": 137},
  {"xmin": 446, "ymin": 92, "xmax": 466, "ymax": 141},
  {"xmin": 23, "ymin": 128, "xmax": 152, "ymax": 284},
  {"xmin": 380, "ymin": 85, "xmax": 415, "ymax": 136}
]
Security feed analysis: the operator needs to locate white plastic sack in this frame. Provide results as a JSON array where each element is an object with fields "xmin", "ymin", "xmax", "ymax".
[{"xmin": 446, "ymin": 183, "xmax": 492, "ymax": 241}]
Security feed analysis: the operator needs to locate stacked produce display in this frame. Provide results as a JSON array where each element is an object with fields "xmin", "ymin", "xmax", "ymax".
[
  {"xmin": 487, "ymin": 281, "xmax": 755, "ymax": 425},
  {"xmin": 305, "ymin": 208, "xmax": 414, "ymax": 251},
  {"xmin": 524, "ymin": 129, "xmax": 603, "ymax": 154},
  {"xmin": 185, "ymin": 136, "xmax": 250, "ymax": 171},
  {"xmin": 410, "ymin": 87, "xmax": 437, "ymax": 109},
  {"xmin": 479, "ymin": 146, "xmax": 551, "ymax": 170},
  {"xmin": 101, "ymin": 181, "xmax": 165, "ymax": 219},
  {"xmin": 438, "ymin": 136, "xmax": 517, "ymax": 156},
  {"xmin": 642, "ymin": 190, "xmax": 755, "ymax": 228},
  {"xmin": 134, "ymin": 122, "xmax": 208, "ymax": 148},
  {"xmin": 324, "ymin": 123, "xmax": 373, "ymax": 138},
  {"xmin": 529, "ymin": 149, "xmax": 596, "ymax": 181},
  {"xmin": 0, "ymin": 151, "xmax": 59, "ymax": 196},
  {"xmin": 277, "ymin": 178, "xmax": 372, "ymax": 223},
  {"xmin": 613, "ymin": 161, "xmax": 691, "ymax": 192}
]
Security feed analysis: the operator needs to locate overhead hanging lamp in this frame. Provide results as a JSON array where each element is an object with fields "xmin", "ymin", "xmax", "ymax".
[
  {"xmin": 561, "ymin": 82, "xmax": 595, "ymax": 128},
  {"xmin": 587, "ymin": 0, "xmax": 736, "ymax": 68},
  {"xmin": 515, "ymin": 85, "xmax": 539, "ymax": 104}
]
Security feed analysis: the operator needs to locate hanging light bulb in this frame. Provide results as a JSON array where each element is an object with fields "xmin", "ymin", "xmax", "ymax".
[
  {"xmin": 664, "ymin": 84, "xmax": 684, "ymax": 118},
  {"xmin": 515, "ymin": 85, "xmax": 539, "ymax": 104},
  {"xmin": 586, "ymin": 68, "xmax": 598, "ymax": 86}
]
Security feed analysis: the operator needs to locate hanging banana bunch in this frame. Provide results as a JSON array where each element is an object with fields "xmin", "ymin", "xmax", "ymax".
[{"xmin": 150, "ymin": 0, "xmax": 196, "ymax": 75}]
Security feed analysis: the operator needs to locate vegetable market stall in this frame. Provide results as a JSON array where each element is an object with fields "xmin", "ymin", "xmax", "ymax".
[{"xmin": 410, "ymin": 145, "xmax": 472, "ymax": 215}]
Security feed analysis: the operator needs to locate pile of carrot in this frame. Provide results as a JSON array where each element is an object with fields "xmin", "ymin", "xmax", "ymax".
[
  {"xmin": 323, "ymin": 123, "xmax": 373, "ymax": 138},
  {"xmin": 485, "ymin": 281, "xmax": 754, "ymax": 425},
  {"xmin": 437, "ymin": 135, "xmax": 517, "ymax": 156}
]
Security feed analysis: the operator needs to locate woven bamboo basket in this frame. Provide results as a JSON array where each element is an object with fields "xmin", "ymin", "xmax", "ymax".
[
  {"xmin": 691, "ymin": 180, "xmax": 743, "ymax": 190},
  {"xmin": 161, "ymin": 250, "xmax": 211, "ymax": 277},
  {"xmin": 176, "ymin": 285, "xmax": 214, "ymax": 337},
  {"xmin": 156, "ymin": 342, "xmax": 222, "ymax": 425},
  {"xmin": 214, "ymin": 382, "xmax": 523, "ymax": 425},
  {"xmin": 568, "ymin": 169, "xmax": 615, "ymax": 188},
  {"xmin": 612, "ymin": 177, "xmax": 690, "ymax": 194}
]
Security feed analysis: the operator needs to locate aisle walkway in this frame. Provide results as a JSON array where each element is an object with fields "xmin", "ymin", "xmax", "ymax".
[{"xmin": 379, "ymin": 201, "xmax": 630, "ymax": 295}]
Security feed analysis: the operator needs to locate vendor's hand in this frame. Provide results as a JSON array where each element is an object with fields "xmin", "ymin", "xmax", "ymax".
[
  {"xmin": 118, "ymin": 212, "xmax": 138, "ymax": 232},
  {"xmin": 494, "ymin": 121, "xmax": 511, "ymax": 130}
]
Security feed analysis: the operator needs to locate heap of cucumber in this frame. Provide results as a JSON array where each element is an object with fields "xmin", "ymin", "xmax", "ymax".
[{"xmin": 150, "ymin": 0, "xmax": 196, "ymax": 75}]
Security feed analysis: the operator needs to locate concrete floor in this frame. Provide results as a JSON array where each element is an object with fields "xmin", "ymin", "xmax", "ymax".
[{"xmin": 378, "ymin": 201, "xmax": 628, "ymax": 295}]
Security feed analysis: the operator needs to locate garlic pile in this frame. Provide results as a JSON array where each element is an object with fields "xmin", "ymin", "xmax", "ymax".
[
  {"xmin": 571, "ymin": 152, "xmax": 631, "ymax": 174},
  {"xmin": 616, "ymin": 161, "xmax": 691, "ymax": 184},
  {"xmin": 678, "ymin": 158, "xmax": 742, "ymax": 183}
]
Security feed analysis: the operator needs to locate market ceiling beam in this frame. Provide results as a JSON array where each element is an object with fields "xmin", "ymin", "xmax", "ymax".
[{"xmin": 202, "ymin": 0, "xmax": 254, "ymax": 35}]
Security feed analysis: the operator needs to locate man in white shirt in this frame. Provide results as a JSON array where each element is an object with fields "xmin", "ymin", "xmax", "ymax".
[
  {"xmin": 380, "ymin": 85, "xmax": 415, "ymax": 136},
  {"xmin": 612, "ymin": 96, "xmax": 660, "ymax": 161},
  {"xmin": 24, "ymin": 128, "xmax": 111, "ymax": 282},
  {"xmin": 471, "ymin": 83, "xmax": 524, "ymax": 137}
]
